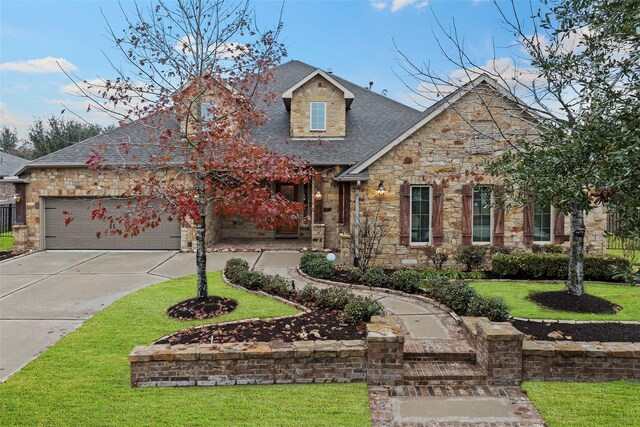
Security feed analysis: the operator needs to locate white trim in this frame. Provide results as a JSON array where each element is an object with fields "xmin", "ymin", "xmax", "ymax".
[
  {"xmin": 409, "ymin": 185, "xmax": 432, "ymax": 245},
  {"xmin": 282, "ymin": 69, "xmax": 355, "ymax": 100},
  {"xmin": 310, "ymin": 102, "xmax": 327, "ymax": 131},
  {"xmin": 533, "ymin": 204, "xmax": 554, "ymax": 243},
  {"xmin": 472, "ymin": 186, "xmax": 493, "ymax": 244},
  {"xmin": 348, "ymin": 74, "xmax": 533, "ymax": 175}
]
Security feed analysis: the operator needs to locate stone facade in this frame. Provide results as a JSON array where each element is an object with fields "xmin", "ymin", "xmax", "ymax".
[
  {"xmin": 0, "ymin": 182, "xmax": 15, "ymax": 204},
  {"xmin": 17, "ymin": 167, "xmax": 196, "ymax": 250},
  {"xmin": 330, "ymin": 90, "xmax": 607, "ymax": 267},
  {"xmin": 290, "ymin": 74, "xmax": 346, "ymax": 138}
]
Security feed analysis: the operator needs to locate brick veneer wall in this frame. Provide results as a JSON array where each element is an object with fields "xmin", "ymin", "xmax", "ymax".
[
  {"xmin": 130, "ymin": 316, "xmax": 404, "ymax": 388},
  {"xmin": 523, "ymin": 341, "xmax": 640, "ymax": 382},
  {"xmin": 462, "ymin": 317, "xmax": 640, "ymax": 384}
]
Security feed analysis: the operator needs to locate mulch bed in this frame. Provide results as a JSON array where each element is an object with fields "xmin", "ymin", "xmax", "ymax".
[
  {"xmin": 0, "ymin": 250, "xmax": 27, "ymax": 262},
  {"xmin": 512, "ymin": 319, "xmax": 640, "ymax": 342},
  {"xmin": 156, "ymin": 310, "xmax": 365, "ymax": 345},
  {"xmin": 167, "ymin": 297, "xmax": 238, "ymax": 320},
  {"xmin": 529, "ymin": 291, "xmax": 621, "ymax": 314}
]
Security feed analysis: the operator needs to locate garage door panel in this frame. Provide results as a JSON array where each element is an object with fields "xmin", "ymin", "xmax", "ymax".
[{"xmin": 44, "ymin": 198, "xmax": 180, "ymax": 250}]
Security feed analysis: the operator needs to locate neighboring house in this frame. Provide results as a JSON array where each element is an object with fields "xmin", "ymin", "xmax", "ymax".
[
  {"xmin": 0, "ymin": 151, "xmax": 28, "ymax": 204},
  {"xmin": 8, "ymin": 60, "xmax": 606, "ymax": 264}
]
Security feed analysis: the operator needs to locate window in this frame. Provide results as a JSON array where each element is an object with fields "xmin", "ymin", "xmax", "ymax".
[
  {"xmin": 410, "ymin": 186, "xmax": 431, "ymax": 244},
  {"xmin": 533, "ymin": 202, "xmax": 552, "ymax": 242},
  {"xmin": 310, "ymin": 102, "xmax": 326, "ymax": 131},
  {"xmin": 200, "ymin": 102, "xmax": 215, "ymax": 123},
  {"xmin": 473, "ymin": 186, "xmax": 492, "ymax": 243}
]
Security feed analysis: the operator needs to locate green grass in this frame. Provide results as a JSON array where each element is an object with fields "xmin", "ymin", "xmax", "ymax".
[
  {"xmin": 523, "ymin": 381, "xmax": 640, "ymax": 427},
  {"xmin": 470, "ymin": 281, "xmax": 640, "ymax": 320},
  {"xmin": 0, "ymin": 234, "xmax": 12, "ymax": 250},
  {"xmin": 0, "ymin": 273, "xmax": 371, "ymax": 426},
  {"xmin": 607, "ymin": 248, "xmax": 640, "ymax": 268}
]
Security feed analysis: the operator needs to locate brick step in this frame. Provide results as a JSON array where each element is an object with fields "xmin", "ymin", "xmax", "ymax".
[
  {"xmin": 403, "ymin": 339, "xmax": 476, "ymax": 363},
  {"xmin": 401, "ymin": 361, "xmax": 487, "ymax": 386}
]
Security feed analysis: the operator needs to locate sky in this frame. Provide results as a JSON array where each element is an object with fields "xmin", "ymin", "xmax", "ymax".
[{"xmin": 0, "ymin": 0, "xmax": 537, "ymax": 138}]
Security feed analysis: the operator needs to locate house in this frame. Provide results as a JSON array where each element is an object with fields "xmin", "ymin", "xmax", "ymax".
[
  {"xmin": 8, "ymin": 60, "xmax": 606, "ymax": 264},
  {"xmin": 0, "ymin": 151, "xmax": 28, "ymax": 204}
]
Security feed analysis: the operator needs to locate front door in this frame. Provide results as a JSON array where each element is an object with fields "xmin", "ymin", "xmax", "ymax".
[{"xmin": 275, "ymin": 183, "xmax": 299, "ymax": 238}]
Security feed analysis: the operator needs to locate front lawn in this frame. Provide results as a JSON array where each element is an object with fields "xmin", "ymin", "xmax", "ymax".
[
  {"xmin": 470, "ymin": 281, "xmax": 640, "ymax": 321},
  {"xmin": 0, "ymin": 273, "xmax": 371, "ymax": 426},
  {"xmin": 523, "ymin": 381, "xmax": 640, "ymax": 427},
  {"xmin": 0, "ymin": 234, "xmax": 12, "ymax": 250}
]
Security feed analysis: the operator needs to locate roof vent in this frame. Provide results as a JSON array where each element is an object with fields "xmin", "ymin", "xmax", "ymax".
[{"xmin": 327, "ymin": 68, "xmax": 333, "ymax": 74}]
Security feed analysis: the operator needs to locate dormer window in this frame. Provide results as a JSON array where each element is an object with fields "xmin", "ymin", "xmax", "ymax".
[{"xmin": 310, "ymin": 102, "xmax": 326, "ymax": 131}]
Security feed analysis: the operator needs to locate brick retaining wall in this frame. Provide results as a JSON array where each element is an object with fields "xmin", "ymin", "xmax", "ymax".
[
  {"xmin": 462, "ymin": 317, "xmax": 640, "ymax": 384},
  {"xmin": 130, "ymin": 316, "xmax": 404, "ymax": 388}
]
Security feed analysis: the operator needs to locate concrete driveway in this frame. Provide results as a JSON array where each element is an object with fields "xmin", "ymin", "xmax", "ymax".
[{"xmin": 0, "ymin": 250, "xmax": 297, "ymax": 381}]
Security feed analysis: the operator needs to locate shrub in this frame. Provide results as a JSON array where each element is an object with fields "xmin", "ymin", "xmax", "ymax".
[
  {"xmin": 263, "ymin": 275, "xmax": 294, "ymax": 299},
  {"xmin": 343, "ymin": 296, "xmax": 386, "ymax": 323},
  {"xmin": 389, "ymin": 269, "xmax": 422, "ymax": 293},
  {"xmin": 466, "ymin": 294, "xmax": 491, "ymax": 317},
  {"xmin": 302, "ymin": 258, "xmax": 335, "ymax": 279},
  {"xmin": 300, "ymin": 253, "xmax": 325, "ymax": 271},
  {"xmin": 316, "ymin": 288, "xmax": 355, "ymax": 310},
  {"xmin": 424, "ymin": 277, "xmax": 454, "ymax": 298},
  {"xmin": 237, "ymin": 271, "xmax": 271, "ymax": 290},
  {"xmin": 362, "ymin": 266, "xmax": 388, "ymax": 288},
  {"xmin": 492, "ymin": 253, "xmax": 631, "ymax": 281},
  {"xmin": 486, "ymin": 297, "xmax": 509, "ymax": 321},
  {"xmin": 421, "ymin": 269, "xmax": 486, "ymax": 280},
  {"xmin": 445, "ymin": 282, "xmax": 478, "ymax": 313},
  {"xmin": 298, "ymin": 285, "xmax": 319, "ymax": 304},
  {"xmin": 454, "ymin": 245, "xmax": 487, "ymax": 271},
  {"xmin": 341, "ymin": 268, "xmax": 363, "ymax": 283},
  {"xmin": 531, "ymin": 244, "xmax": 565, "ymax": 254},
  {"xmin": 224, "ymin": 258, "xmax": 250, "ymax": 282}
]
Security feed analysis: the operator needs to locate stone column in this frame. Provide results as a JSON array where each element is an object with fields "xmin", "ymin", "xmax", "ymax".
[
  {"xmin": 366, "ymin": 316, "xmax": 405, "ymax": 385},
  {"xmin": 475, "ymin": 320, "xmax": 524, "ymax": 385},
  {"xmin": 312, "ymin": 223, "xmax": 325, "ymax": 250},
  {"xmin": 12, "ymin": 224, "xmax": 29, "ymax": 251}
]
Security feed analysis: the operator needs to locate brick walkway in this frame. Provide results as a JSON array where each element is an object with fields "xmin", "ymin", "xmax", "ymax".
[{"xmin": 283, "ymin": 263, "xmax": 546, "ymax": 427}]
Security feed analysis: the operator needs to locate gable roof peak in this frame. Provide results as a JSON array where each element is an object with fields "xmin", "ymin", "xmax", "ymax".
[{"xmin": 281, "ymin": 68, "xmax": 355, "ymax": 110}]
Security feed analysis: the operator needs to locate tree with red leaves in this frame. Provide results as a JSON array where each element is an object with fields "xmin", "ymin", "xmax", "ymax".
[{"xmin": 68, "ymin": 0, "xmax": 310, "ymax": 299}]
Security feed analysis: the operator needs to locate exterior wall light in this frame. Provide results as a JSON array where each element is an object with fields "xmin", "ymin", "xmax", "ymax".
[
  {"xmin": 13, "ymin": 192, "xmax": 21, "ymax": 203},
  {"xmin": 376, "ymin": 180, "xmax": 385, "ymax": 197},
  {"xmin": 314, "ymin": 190, "xmax": 323, "ymax": 201}
]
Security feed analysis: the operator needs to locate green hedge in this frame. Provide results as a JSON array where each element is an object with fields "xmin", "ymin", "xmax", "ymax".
[{"xmin": 491, "ymin": 253, "xmax": 630, "ymax": 281}]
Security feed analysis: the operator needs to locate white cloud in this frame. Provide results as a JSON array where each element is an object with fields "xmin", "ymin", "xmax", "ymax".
[
  {"xmin": 370, "ymin": 0, "xmax": 429, "ymax": 12},
  {"xmin": 0, "ymin": 103, "xmax": 32, "ymax": 136},
  {"xmin": 0, "ymin": 56, "xmax": 77, "ymax": 73}
]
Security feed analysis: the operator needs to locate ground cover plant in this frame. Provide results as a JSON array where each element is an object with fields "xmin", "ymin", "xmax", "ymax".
[
  {"xmin": 522, "ymin": 381, "xmax": 640, "ymax": 427},
  {"xmin": 470, "ymin": 281, "xmax": 640, "ymax": 321},
  {"xmin": 0, "ymin": 273, "xmax": 371, "ymax": 426}
]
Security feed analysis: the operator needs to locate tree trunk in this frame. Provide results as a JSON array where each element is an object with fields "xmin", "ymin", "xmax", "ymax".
[
  {"xmin": 566, "ymin": 206, "xmax": 585, "ymax": 296},
  {"xmin": 196, "ymin": 184, "xmax": 208, "ymax": 300}
]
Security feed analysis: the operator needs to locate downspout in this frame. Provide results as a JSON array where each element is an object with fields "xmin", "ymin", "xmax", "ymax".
[{"xmin": 354, "ymin": 180, "xmax": 360, "ymax": 268}]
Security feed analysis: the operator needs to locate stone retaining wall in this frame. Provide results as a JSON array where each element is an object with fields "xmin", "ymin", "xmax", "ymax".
[
  {"xmin": 130, "ymin": 316, "xmax": 404, "ymax": 388},
  {"xmin": 462, "ymin": 317, "xmax": 640, "ymax": 384}
]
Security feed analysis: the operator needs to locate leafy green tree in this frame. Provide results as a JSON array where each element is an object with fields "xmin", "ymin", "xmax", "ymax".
[
  {"xmin": 28, "ymin": 116, "xmax": 104, "ymax": 159},
  {"xmin": 400, "ymin": 0, "xmax": 639, "ymax": 296},
  {"xmin": 0, "ymin": 126, "xmax": 20, "ymax": 154}
]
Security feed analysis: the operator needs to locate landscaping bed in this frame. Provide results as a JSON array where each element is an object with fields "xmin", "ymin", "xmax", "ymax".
[
  {"xmin": 157, "ymin": 309, "xmax": 365, "ymax": 344},
  {"xmin": 513, "ymin": 319, "xmax": 640, "ymax": 342},
  {"xmin": 529, "ymin": 291, "xmax": 620, "ymax": 314},
  {"xmin": 167, "ymin": 296, "xmax": 238, "ymax": 320}
]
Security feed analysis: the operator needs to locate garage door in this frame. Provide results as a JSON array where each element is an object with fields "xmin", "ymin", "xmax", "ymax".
[{"xmin": 44, "ymin": 198, "xmax": 181, "ymax": 250}]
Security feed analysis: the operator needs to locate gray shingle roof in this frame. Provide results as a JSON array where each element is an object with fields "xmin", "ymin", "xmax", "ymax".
[
  {"xmin": 0, "ymin": 151, "xmax": 28, "ymax": 177},
  {"xmin": 21, "ymin": 60, "xmax": 421, "ymax": 171}
]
